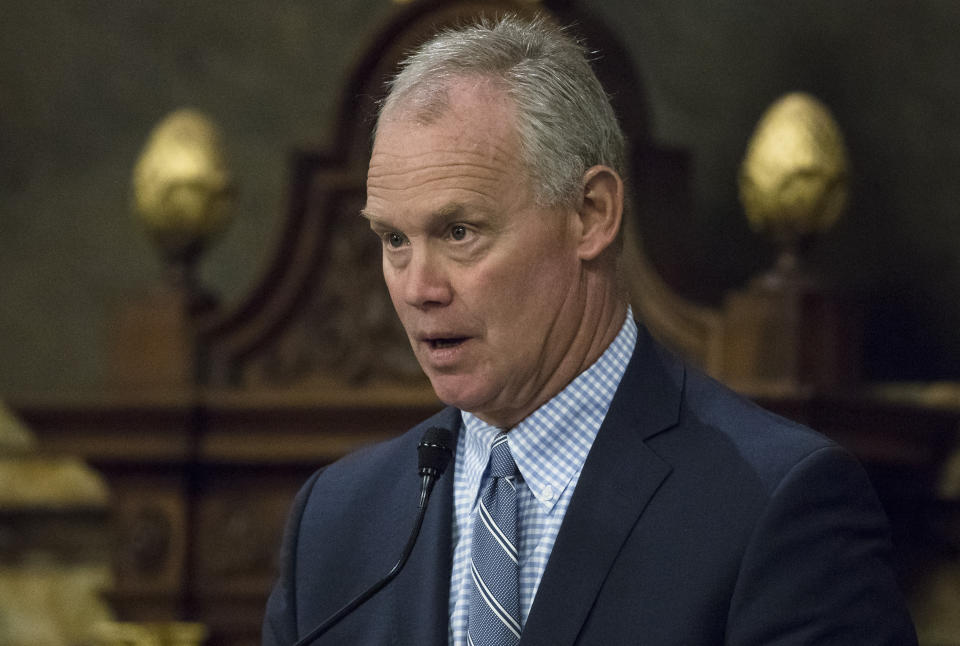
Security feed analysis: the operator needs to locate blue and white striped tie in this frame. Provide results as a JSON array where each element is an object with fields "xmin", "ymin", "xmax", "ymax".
[{"xmin": 468, "ymin": 432, "xmax": 521, "ymax": 645}]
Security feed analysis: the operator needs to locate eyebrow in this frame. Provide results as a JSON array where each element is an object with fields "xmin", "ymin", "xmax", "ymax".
[{"xmin": 359, "ymin": 203, "xmax": 471, "ymax": 228}]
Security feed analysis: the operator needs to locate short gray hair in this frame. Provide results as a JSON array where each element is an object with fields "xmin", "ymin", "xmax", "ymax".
[{"xmin": 378, "ymin": 14, "xmax": 626, "ymax": 209}]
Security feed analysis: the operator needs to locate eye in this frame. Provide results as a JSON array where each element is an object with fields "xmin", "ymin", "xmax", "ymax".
[
  {"xmin": 450, "ymin": 224, "xmax": 468, "ymax": 241},
  {"xmin": 385, "ymin": 232, "xmax": 407, "ymax": 248}
]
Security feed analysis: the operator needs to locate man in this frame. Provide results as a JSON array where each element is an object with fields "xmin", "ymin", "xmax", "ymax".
[{"xmin": 263, "ymin": 15, "xmax": 916, "ymax": 645}]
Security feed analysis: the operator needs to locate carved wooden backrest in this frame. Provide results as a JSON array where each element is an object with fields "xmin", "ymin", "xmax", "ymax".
[{"xmin": 197, "ymin": 0, "xmax": 713, "ymax": 392}]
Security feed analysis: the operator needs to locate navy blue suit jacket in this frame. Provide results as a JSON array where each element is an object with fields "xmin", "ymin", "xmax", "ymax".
[{"xmin": 263, "ymin": 327, "xmax": 916, "ymax": 645}]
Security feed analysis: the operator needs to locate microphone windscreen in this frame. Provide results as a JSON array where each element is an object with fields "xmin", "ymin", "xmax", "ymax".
[{"xmin": 417, "ymin": 426, "xmax": 453, "ymax": 477}]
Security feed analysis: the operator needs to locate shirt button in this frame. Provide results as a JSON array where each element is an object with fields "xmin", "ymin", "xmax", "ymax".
[{"xmin": 542, "ymin": 485, "xmax": 555, "ymax": 501}]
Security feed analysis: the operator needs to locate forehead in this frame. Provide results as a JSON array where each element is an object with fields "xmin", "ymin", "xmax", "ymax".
[{"xmin": 367, "ymin": 80, "xmax": 526, "ymax": 196}]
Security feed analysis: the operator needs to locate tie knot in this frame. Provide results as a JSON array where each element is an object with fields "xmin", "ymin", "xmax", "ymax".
[{"xmin": 489, "ymin": 434, "xmax": 518, "ymax": 479}]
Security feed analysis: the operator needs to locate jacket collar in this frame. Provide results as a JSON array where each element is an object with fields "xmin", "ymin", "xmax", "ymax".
[{"xmin": 520, "ymin": 325, "xmax": 683, "ymax": 645}]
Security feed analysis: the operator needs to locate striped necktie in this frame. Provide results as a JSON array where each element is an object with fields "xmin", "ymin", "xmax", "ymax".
[{"xmin": 468, "ymin": 432, "xmax": 521, "ymax": 645}]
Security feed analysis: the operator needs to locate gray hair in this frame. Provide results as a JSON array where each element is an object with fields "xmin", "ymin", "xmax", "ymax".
[{"xmin": 378, "ymin": 14, "xmax": 626, "ymax": 209}]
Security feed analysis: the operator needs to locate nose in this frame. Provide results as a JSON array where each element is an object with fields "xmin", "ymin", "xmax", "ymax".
[{"xmin": 400, "ymin": 247, "xmax": 452, "ymax": 310}]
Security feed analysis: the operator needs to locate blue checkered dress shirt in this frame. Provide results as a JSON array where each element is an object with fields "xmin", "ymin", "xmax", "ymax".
[{"xmin": 448, "ymin": 310, "xmax": 637, "ymax": 645}]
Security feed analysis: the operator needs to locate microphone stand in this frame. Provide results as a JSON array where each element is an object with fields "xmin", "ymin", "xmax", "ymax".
[{"xmin": 292, "ymin": 427, "xmax": 451, "ymax": 646}]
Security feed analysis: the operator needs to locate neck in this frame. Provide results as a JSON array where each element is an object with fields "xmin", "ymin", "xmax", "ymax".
[{"xmin": 480, "ymin": 269, "xmax": 628, "ymax": 430}]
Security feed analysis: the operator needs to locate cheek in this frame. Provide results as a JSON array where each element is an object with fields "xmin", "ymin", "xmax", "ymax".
[
  {"xmin": 464, "ymin": 266, "xmax": 525, "ymax": 313},
  {"xmin": 470, "ymin": 261, "xmax": 558, "ymax": 326}
]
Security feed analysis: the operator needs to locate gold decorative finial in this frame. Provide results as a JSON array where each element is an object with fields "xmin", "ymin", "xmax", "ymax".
[
  {"xmin": 738, "ymin": 92, "xmax": 849, "ymax": 284},
  {"xmin": 132, "ymin": 109, "xmax": 234, "ymax": 266},
  {"xmin": 740, "ymin": 92, "xmax": 849, "ymax": 238}
]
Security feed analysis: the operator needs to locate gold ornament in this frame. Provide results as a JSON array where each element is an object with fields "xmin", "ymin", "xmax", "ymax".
[
  {"xmin": 88, "ymin": 621, "xmax": 208, "ymax": 646},
  {"xmin": 738, "ymin": 92, "xmax": 849, "ymax": 268},
  {"xmin": 132, "ymin": 109, "xmax": 234, "ymax": 263},
  {"xmin": 0, "ymin": 403, "xmax": 114, "ymax": 645}
]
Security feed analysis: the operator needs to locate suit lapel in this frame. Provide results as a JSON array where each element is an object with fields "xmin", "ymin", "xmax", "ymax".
[
  {"xmin": 388, "ymin": 407, "xmax": 461, "ymax": 645},
  {"xmin": 520, "ymin": 328, "xmax": 684, "ymax": 646}
]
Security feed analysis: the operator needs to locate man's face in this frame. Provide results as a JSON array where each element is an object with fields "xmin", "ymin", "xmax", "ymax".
[{"xmin": 364, "ymin": 81, "xmax": 588, "ymax": 428}]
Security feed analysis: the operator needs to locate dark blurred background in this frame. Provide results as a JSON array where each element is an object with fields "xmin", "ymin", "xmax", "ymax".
[{"xmin": 2, "ymin": 0, "xmax": 959, "ymax": 396}]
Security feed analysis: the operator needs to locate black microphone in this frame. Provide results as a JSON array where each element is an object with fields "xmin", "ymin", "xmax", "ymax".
[
  {"xmin": 292, "ymin": 426, "xmax": 453, "ymax": 646},
  {"xmin": 417, "ymin": 425, "xmax": 454, "ymax": 508}
]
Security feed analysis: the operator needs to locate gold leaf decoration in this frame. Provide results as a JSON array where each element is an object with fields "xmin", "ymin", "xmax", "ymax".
[
  {"xmin": 132, "ymin": 109, "xmax": 234, "ymax": 260},
  {"xmin": 739, "ymin": 92, "xmax": 850, "ymax": 242}
]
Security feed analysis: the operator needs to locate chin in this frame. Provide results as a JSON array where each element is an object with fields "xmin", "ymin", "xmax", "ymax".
[{"xmin": 427, "ymin": 375, "xmax": 492, "ymax": 416}]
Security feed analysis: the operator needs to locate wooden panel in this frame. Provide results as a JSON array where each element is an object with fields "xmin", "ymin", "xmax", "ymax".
[{"xmin": 12, "ymin": 390, "xmax": 442, "ymax": 644}]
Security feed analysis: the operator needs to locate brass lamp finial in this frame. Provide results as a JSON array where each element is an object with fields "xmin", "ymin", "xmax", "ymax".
[
  {"xmin": 738, "ymin": 92, "xmax": 850, "ymax": 285},
  {"xmin": 132, "ymin": 109, "xmax": 234, "ymax": 284}
]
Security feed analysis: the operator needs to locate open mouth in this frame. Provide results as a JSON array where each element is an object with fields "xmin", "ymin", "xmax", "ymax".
[{"xmin": 428, "ymin": 337, "xmax": 467, "ymax": 349}]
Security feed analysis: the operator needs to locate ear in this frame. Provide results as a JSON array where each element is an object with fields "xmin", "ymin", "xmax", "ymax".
[{"xmin": 576, "ymin": 165, "xmax": 624, "ymax": 261}]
